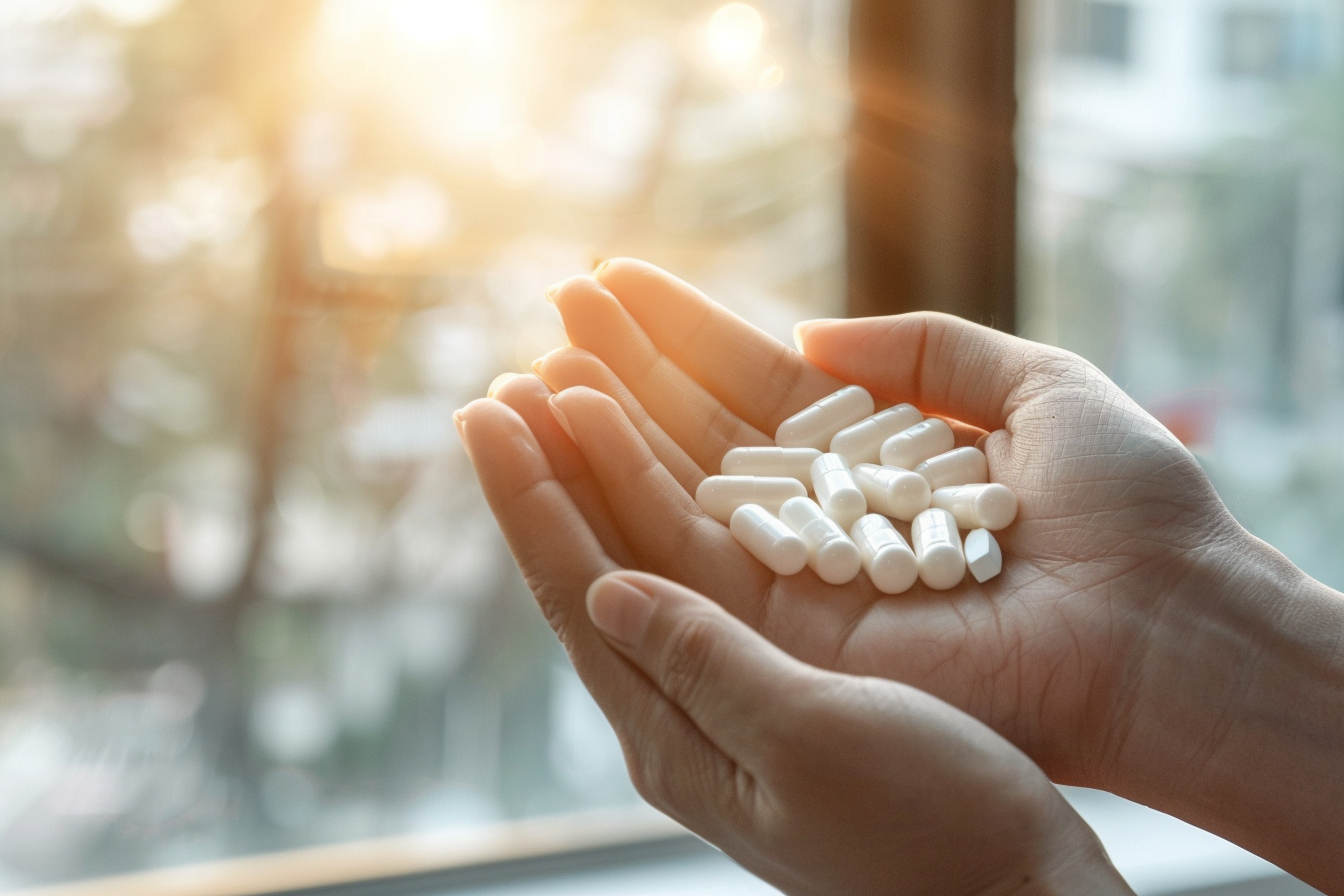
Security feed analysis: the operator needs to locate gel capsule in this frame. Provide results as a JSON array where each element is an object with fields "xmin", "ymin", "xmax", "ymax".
[
  {"xmin": 721, "ymin": 447, "xmax": 822, "ymax": 487},
  {"xmin": 731, "ymin": 505, "xmax": 809, "ymax": 576},
  {"xmin": 852, "ymin": 464, "xmax": 932, "ymax": 522},
  {"xmin": 780, "ymin": 497, "xmax": 862, "ymax": 585},
  {"xmin": 879, "ymin": 419, "xmax": 955, "ymax": 470},
  {"xmin": 776, "ymin": 386, "xmax": 875, "ymax": 451},
  {"xmin": 810, "ymin": 453, "xmax": 867, "ymax": 531},
  {"xmin": 850, "ymin": 514, "xmax": 919, "ymax": 595},
  {"xmin": 931, "ymin": 483, "xmax": 1018, "ymax": 531},
  {"xmin": 696, "ymin": 476, "xmax": 807, "ymax": 525},
  {"xmin": 964, "ymin": 528, "xmax": 1003, "ymax": 584},
  {"xmin": 911, "ymin": 508, "xmax": 966, "ymax": 591},
  {"xmin": 829, "ymin": 404, "xmax": 923, "ymax": 465},
  {"xmin": 915, "ymin": 447, "xmax": 990, "ymax": 491}
]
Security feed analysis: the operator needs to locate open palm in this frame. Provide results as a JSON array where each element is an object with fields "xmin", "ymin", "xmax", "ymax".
[{"xmin": 459, "ymin": 259, "xmax": 1244, "ymax": 792}]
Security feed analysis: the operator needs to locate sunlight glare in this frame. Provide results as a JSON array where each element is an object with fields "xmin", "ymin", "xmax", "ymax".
[
  {"xmin": 387, "ymin": 0, "xmax": 495, "ymax": 49},
  {"xmin": 706, "ymin": 2, "xmax": 766, "ymax": 67},
  {"xmin": 89, "ymin": 0, "xmax": 180, "ymax": 27}
]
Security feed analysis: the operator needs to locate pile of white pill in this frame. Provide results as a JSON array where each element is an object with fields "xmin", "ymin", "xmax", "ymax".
[{"xmin": 696, "ymin": 386, "xmax": 1016, "ymax": 593}]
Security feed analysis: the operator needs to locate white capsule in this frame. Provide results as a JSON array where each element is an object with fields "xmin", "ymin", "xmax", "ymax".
[
  {"xmin": 731, "ymin": 505, "xmax": 809, "ymax": 576},
  {"xmin": 696, "ymin": 476, "xmax": 808, "ymax": 525},
  {"xmin": 852, "ymin": 464, "xmax": 932, "ymax": 522},
  {"xmin": 810, "ymin": 453, "xmax": 867, "ymax": 531},
  {"xmin": 915, "ymin": 447, "xmax": 990, "ymax": 491},
  {"xmin": 721, "ymin": 447, "xmax": 822, "ymax": 487},
  {"xmin": 911, "ymin": 508, "xmax": 966, "ymax": 591},
  {"xmin": 829, "ymin": 404, "xmax": 924, "ymax": 465},
  {"xmin": 931, "ymin": 484, "xmax": 1018, "ymax": 531},
  {"xmin": 964, "ymin": 529, "xmax": 1003, "ymax": 584},
  {"xmin": 880, "ymin": 418, "xmax": 955, "ymax": 470},
  {"xmin": 776, "ymin": 386, "xmax": 875, "ymax": 451},
  {"xmin": 779, "ymin": 497, "xmax": 862, "ymax": 585},
  {"xmin": 850, "ymin": 514, "xmax": 919, "ymax": 595}
]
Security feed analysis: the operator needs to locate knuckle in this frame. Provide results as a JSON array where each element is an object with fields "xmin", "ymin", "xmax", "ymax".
[
  {"xmin": 658, "ymin": 614, "xmax": 722, "ymax": 711},
  {"xmin": 625, "ymin": 742, "xmax": 668, "ymax": 808},
  {"xmin": 616, "ymin": 704, "xmax": 680, "ymax": 811},
  {"xmin": 626, "ymin": 741, "xmax": 693, "ymax": 820}
]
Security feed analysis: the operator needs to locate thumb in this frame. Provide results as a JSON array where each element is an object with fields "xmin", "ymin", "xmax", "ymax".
[
  {"xmin": 586, "ymin": 571, "xmax": 803, "ymax": 766},
  {"xmin": 795, "ymin": 312, "xmax": 1052, "ymax": 433}
]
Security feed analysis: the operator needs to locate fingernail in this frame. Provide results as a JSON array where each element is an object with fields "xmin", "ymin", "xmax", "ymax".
[
  {"xmin": 545, "ymin": 281, "xmax": 562, "ymax": 304},
  {"xmin": 792, "ymin": 319, "xmax": 832, "ymax": 352},
  {"xmin": 452, "ymin": 410, "xmax": 466, "ymax": 440},
  {"xmin": 592, "ymin": 259, "xmax": 610, "ymax": 278},
  {"xmin": 487, "ymin": 372, "xmax": 519, "ymax": 399},
  {"xmin": 586, "ymin": 574, "xmax": 656, "ymax": 648},
  {"xmin": 531, "ymin": 356, "xmax": 546, "ymax": 377},
  {"xmin": 547, "ymin": 395, "xmax": 576, "ymax": 442}
]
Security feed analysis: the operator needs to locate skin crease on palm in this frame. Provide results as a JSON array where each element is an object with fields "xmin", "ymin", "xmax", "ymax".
[{"xmin": 456, "ymin": 259, "xmax": 1344, "ymax": 891}]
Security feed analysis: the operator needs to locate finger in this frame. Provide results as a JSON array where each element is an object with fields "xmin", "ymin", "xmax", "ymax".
[
  {"xmin": 795, "ymin": 313, "xmax": 1053, "ymax": 433},
  {"xmin": 586, "ymin": 570, "xmax": 807, "ymax": 771},
  {"xmin": 457, "ymin": 399, "xmax": 747, "ymax": 843},
  {"xmin": 939, "ymin": 416, "xmax": 990, "ymax": 449},
  {"xmin": 593, "ymin": 258, "xmax": 847, "ymax": 436},
  {"xmin": 491, "ymin": 374, "xmax": 635, "ymax": 568},
  {"xmin": 532, "ymin": 347, "xmax": 706, "ymax": 493},
  {"xmin": 549, "ymin": 274, "xmax": 774, "ymax": 474},
  {"xmin": 457, "ymin": 398, "xmax": 617, "ymax": 614},
  {"xmin": 548, "ymin": 386, "xmax": 770, "ymax": 604}
]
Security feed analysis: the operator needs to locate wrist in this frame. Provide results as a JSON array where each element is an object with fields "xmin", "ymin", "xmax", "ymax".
[{"xmin": 1106, "ymin": 526, "xmax": 1344, "ymax": 891}]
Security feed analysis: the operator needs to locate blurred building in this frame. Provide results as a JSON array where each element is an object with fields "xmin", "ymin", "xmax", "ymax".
[{"xmin": 1023, "ymin": 0, "xmax": 1344, "ymax": 587}]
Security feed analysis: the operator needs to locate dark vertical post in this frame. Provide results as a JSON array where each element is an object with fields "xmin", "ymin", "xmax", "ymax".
[{"xmin": 846, "ymin": 1, "xmax": 1019, "ymax": 330}]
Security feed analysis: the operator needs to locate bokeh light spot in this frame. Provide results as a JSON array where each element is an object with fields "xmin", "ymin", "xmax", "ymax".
[{"xmin": 707, "ymin": 2, "xmax": 766, "ymax": 67}]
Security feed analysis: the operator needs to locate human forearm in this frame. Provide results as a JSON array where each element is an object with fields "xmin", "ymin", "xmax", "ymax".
[{"xmin": 1113, "ymin": 530, "xmax": 1344, "ymax": 892}]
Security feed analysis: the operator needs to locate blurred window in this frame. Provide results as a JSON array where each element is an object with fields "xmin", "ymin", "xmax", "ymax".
[
  {"xmin": 1023, "ymin": 0, "xmax": 1344, "ymax": 592},
  {"xmin": 1220, "ymin": 7, "xmax": 1328, "ymax": 79},
  {"xmin": 1056, "ymin": 0, "xmax": 1135, "ymax": 66}
]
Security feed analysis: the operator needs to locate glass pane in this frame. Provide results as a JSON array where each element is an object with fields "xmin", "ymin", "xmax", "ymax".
[
  {"xmin": 0, "ymin": 0, "xmax": 849, "ymax": 885},
  {"xmin": 1022, "ymin": 0, "xmax": 1344, "ymax": 589},
  {"xmin": 1057, "ymin": 0, "xmax": 1136, "ymax": 66}
]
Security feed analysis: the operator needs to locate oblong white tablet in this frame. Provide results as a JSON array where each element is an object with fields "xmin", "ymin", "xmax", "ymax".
[
  {"xmin": 721, "ymin": 447, "xmax": 822, "ymax": 487},
  {"xmin": 810, "ymin": 453, "xmax": 867, "ymax": 531},
  {"xmin": 965, "ymin": 528, "xmax": 1003, "ymax": 584},
  {"xmin": 776, "ymin": 386, "xmax": 875, "ymax": 451},
  {"xmin": 850, "ymin": 514, "xmax": 919, "ymax": 595},
  {"xmin": 731, "ymin": 504, "xmax": 809, "ymax": 576},
  {"xmin": 932, "ymin": 484, "xmax": 1018, "ymax": 531},
  {"xmin": 696, "ymin": 476, "xmax": 807, "ymax": 525},
  {"xmin": 880, "ymin": 418, "xmax": 955, "ymax": 470},
  {"xmin": 852, "ymin": 464, "xmax": 932, "ymax": 522},
  {"xmin": 911, "ymin": 508, "xmax": 966, "ymax": 591},
  {"xmin": 915, "ymin": 447, "xmax": 990, "ymax": 491},
  {"xmin": 829, "ymin": 404, "xmax": 923, "ymax": 465},
  {"xmin": 779, "ymin": 497, "xmax": 862, "ymax": 585}
]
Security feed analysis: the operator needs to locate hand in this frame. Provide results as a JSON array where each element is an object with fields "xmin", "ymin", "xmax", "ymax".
[
  {"xmin": 578, "ymin": 568, "xmax": 1134, "ymax": 895},
  {"xmin": 458, "ymin": 260, "xmax": 1344, "ymax": 891},
  {"xmin": 519, "ymin": 259, "xmax": 1244, "ymax": 791}
]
